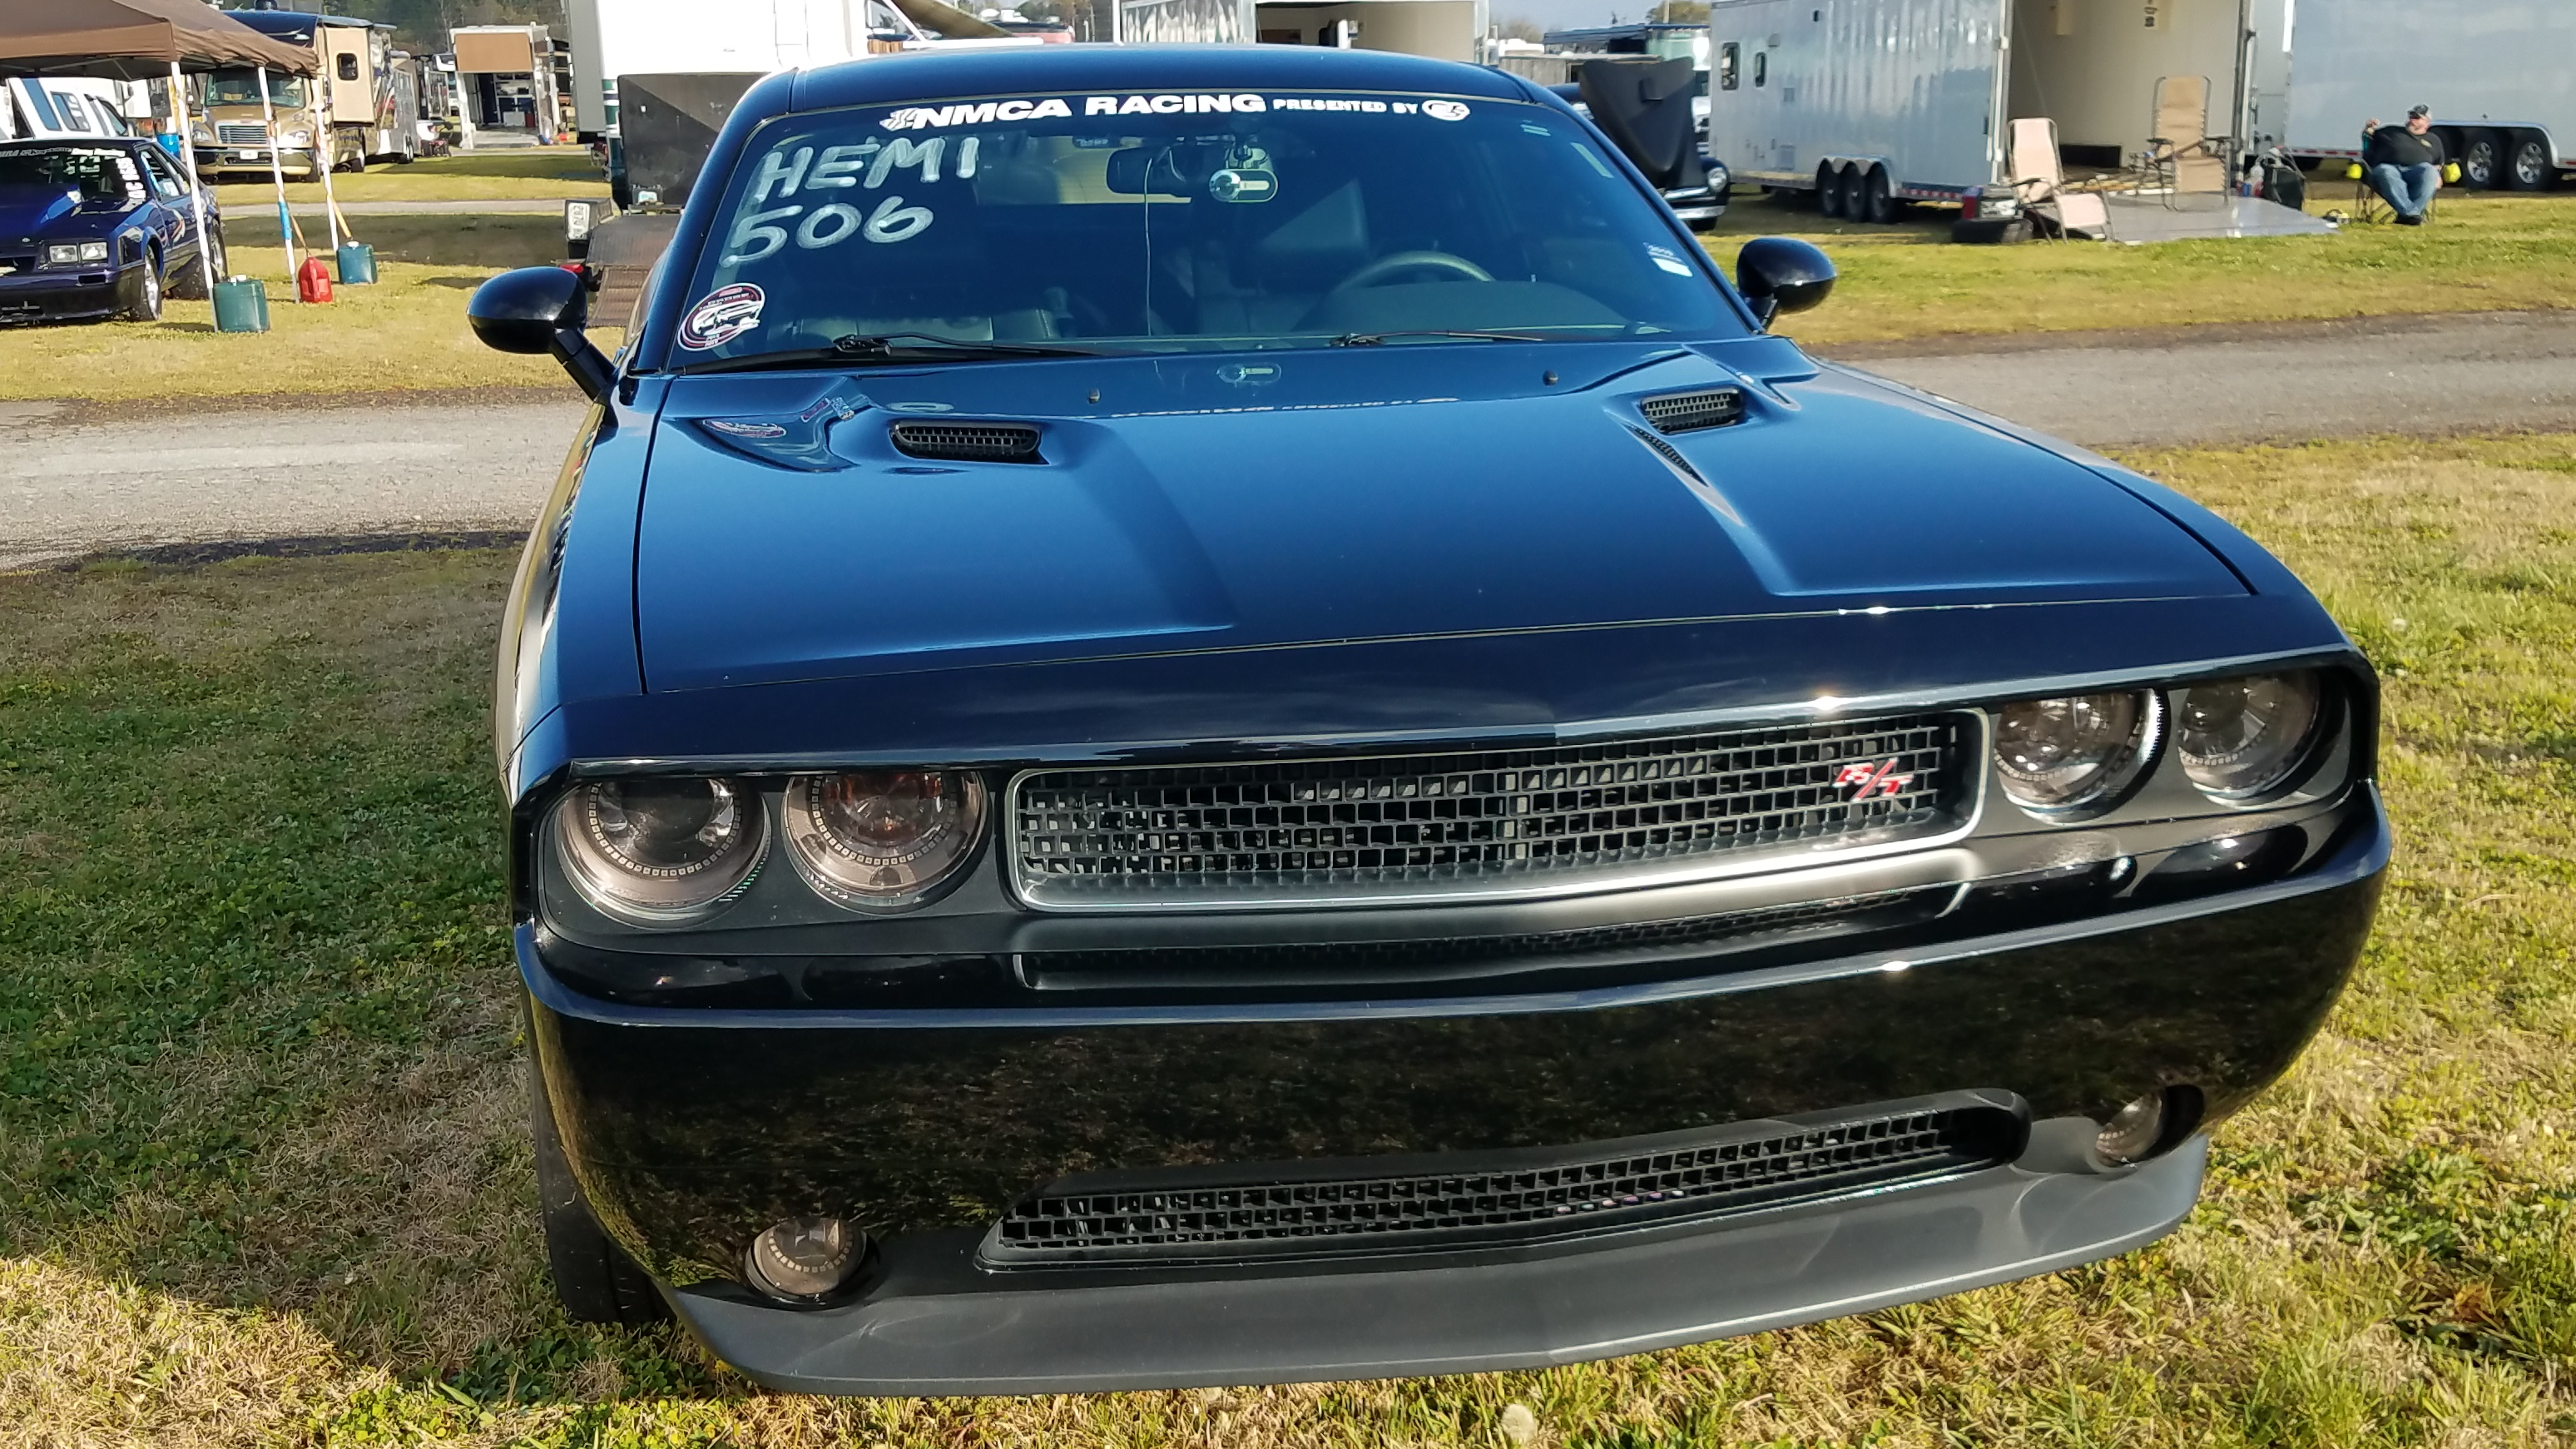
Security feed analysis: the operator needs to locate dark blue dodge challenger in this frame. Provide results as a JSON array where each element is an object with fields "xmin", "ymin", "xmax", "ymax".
[{"xmin": 470, "ymin": 46, "xmax": 2385, "ymax": 1394}]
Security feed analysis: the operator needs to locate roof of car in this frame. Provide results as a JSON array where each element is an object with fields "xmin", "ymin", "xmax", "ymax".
[
  {"xmin": 788, "ymin": 44, "xmax": 1540, "ymax": 116},
  {"xmin": 0, "ymin": 136, "xmax": 154, "ymax": 150}
]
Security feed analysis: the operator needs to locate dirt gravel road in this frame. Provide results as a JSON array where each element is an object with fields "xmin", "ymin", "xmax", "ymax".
[
  {"xmin": 6, "ymin": 310, "xmax": 2571, "ymax": 568},
  {"xmin": 0, "ymin": 395, "xmax": 585, "ymax": 570},
  {"xmin": 1830, "ymin": 308, "xmax": 2576, "ymax": 448}
]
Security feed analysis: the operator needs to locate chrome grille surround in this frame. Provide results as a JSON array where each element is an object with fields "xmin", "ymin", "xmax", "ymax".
[
  {"xmin": 1008, "ymin": 712, "xmax": 1975, "ymax": 911},
  {"xmin": 215, "ymin": 122, "xmax": 270, "ymax": 146}
]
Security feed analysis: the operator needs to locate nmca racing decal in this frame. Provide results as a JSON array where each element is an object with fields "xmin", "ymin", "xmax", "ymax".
[
  {"xmin": 879, "ymin": 93, "xmax": 1471, "ymax": 130},
  {"xmin": 678, "ymin": 282, "xmax": 765, "ymax": 350}
]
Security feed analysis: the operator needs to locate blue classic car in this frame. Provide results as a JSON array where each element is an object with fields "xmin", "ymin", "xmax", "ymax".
[
  {"xmin": 469, "ymin": 46, "xmax": 2385, "ymax": 1395},
  {"xmin": 0, "ymin": 137, "xmax": 224, "ymax": 325}
]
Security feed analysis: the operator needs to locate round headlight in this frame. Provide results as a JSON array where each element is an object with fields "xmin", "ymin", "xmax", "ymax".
[
  {"xmin": 2176, "ymin": 672, "xmax": 2324, "ymax": 800},
  {"xmin": 1992, "ymin": 692, "xmax": 2158, "ymax": 816},
  {"xmin": 553, "ymin": 777, "xmax": 765, "ymax": 924},
  {"xmin": 783, "ymin": 771, "xmax": 986, "ymax": 910}
]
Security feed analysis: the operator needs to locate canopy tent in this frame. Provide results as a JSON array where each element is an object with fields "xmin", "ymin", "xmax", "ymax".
[{"xmin": 0, "ymin": 0, "xmax": 314, "ymax": 79}]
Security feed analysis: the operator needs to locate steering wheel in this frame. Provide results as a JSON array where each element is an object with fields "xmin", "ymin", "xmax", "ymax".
[{"xmin": 1330, "ymin": 250, "xmax": 1495, "ymax": 291}]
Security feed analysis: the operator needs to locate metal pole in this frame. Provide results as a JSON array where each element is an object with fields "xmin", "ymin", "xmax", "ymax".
[
  {"xmin": 256, "ymin": 65, "xmax": 296, "ymax": 282},
  {"xmin": 315, "ymin": 83, "xmax": 342, "ymax": 252},
  {"xmin": 169, "ymin": 62, "xmax": 216, "ymax": 287}
]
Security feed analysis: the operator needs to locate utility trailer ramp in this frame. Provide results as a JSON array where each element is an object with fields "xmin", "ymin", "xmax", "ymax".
[{"xmin": 2097, "ymin": 194, "xmax": 2332, "ymax": 243}]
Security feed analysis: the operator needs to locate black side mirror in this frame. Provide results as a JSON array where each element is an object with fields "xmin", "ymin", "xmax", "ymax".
[
  {"xmin": 469, "ymin": 265, "xmax": 614, "ymax": 400},
  {"xmin": 1735, "ymin": 237, "xmax": 1836, "ymax": 330}
]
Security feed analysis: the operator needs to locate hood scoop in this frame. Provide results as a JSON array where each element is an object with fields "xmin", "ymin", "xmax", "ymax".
[{"xmin": 891, "ymin": 419, "xmax": 1045, "ymax": 464}]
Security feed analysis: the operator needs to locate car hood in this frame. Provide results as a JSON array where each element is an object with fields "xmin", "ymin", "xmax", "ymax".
[{"xmin": 634, "ymin": 339, "xmax": 2246, "ymax": 692}]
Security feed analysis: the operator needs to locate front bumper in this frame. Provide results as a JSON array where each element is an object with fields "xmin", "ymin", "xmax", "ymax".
[
  {"xmin": 525, "ymin": 787, "xmax": 2386, "ymax": 1393},
  {"xmin": 194, "ymin": 146, "xmax": 321, "ymax": 179},
  {"xmin": 0, "ymin": 265, "xmax": 133, "ymax": 324},
  {"xmin": 674, "ymin": 1139, "xmax": 2206, "ymax": 1394}
]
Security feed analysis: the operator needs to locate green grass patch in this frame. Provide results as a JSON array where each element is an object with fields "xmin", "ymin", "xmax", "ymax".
[
  {"xmin": 211, "ymin": 146, "xmax": 607, "ymax": 208},
  {"xmin": 0, "ymin": 246, "xmax": 614, "ymax": 402},
  {"xmin": 2, "ymin": 437, "xmax": 2573, "ymax": 1444},
  {"xmin": 1721, "ymin": 189, "xmax": 2576, "ymax": 346}
]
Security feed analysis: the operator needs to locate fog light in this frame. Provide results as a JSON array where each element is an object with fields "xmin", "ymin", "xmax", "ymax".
[
  {"xmin": 746, "ymin": 1215, "xmax": 864, "ymax": 1301},
  {"xmin": 2096, "ymin": 1092, "xmax": 2168, "ymax": 1164}
]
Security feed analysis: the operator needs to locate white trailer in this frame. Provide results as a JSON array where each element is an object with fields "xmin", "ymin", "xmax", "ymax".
[
  {"xmin": 2282, "ymin": 0, "xmax": 2575, "ymax": 191},
  {"xmin": 1120, "ymin": 0, "xmax": 1487, "ymax": 63},
  {"xmin": 1703, "ymin": 0, "xmax": 2289, "ymax": 227},
  {"xmin": 566, "ymin": 0, "xmax": 1034, "ymax": 141}
]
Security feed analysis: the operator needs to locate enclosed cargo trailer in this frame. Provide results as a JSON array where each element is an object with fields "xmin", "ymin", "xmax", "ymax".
[
  {"xmin": 2283, "ymin": 0, "xmax": 2573, "ymax": 191},
  {"xmin": 1702, "ymin": 0, "xmax": 2301, "ymax": 234}
]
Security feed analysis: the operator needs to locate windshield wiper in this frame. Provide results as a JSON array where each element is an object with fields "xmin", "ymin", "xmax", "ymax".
[
  {"xmin": 679, "ymin": 332, "xmax": 1112, "ymax": 375},
  {"xmin": 1328, "ymin": 330, "xmax": 1549, "ymax": 347}
]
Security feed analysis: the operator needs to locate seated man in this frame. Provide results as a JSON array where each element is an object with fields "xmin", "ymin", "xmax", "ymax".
[{"xmin": 2362, "ymin": 106, "xmax": 2446, "ymax": 225}]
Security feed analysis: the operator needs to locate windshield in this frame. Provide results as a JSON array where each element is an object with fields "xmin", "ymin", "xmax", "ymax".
[
  {"xmin": 675, "ymin": 88, "xmax": 1740, "ymax": 365},
  {"xmin": 203, "ymin": 72, "xmax": 310, "ymax": 109},
  {"xmin": 0, "ymin": 147, "xmax": 146, "ymax": 206}
]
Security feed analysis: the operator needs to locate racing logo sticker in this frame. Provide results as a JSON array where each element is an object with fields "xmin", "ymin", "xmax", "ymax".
[
  {"xmin": 1422, "ymin": 100, "xmax": 1470, "ymax": 122},
  {"xmin": 678, "ymin": 282, "xmax": 765, "ymax": 350}
]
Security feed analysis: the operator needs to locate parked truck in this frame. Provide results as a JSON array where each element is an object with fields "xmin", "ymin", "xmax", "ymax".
[
  {"xmin": 194, "ymin": 10, "xmax": 412, "ymax": 178},
  {"xmin": 1702, "ymin": 0, "xmax": 2305, "ymax": 236},
  {"xmin": 2283, "ymin": 0, "xmax": 2573, "ymax": 191}
]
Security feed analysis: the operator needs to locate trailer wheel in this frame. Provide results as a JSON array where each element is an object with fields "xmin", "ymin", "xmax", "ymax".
[
  {"xmin": 2455, "ymin": 129, "xmax": 2499, "ymax": 190},
  {"xmin": 2505, "ymin": 134, "xmax": 2552, "ymax": 191},
  {"xmin": 1861, "ymin": 167, "xmax": 1898, "ymax": 224},
  {"xmin": 1816, "ymin": 164, "xmax": 1845, "ymax": 218}
]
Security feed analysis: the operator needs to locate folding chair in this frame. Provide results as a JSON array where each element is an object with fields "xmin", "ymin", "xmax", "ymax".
[
  {"xmin": 2007, "ymin": 117, "xmax": 2112, "ymax": 240},
  {"xmin": 2008, "ymin": 118, "xmax": 2113, "ymax": 239},
  {"xmin": 2142, "ymin": 76, "xmax": 2228, "ymax": 206},
  {"xmin": 2344, "ymin": 159, "xmax": 2450, "ymax": 224}
]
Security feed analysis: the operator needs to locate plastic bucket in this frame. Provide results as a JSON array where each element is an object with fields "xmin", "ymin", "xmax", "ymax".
[
  {"xmin": 336, "ymin": 241, "xmax": 377, "ymax": 285},
  {"xmin": 211, "ymin": 277, "xmax": 270, "ymax": 333}
]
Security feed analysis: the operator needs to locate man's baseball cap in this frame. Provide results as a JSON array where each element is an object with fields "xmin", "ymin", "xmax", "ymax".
[{"xmin": 2408, "ymin": 104, "xmax": 2431, "ymax": 119}]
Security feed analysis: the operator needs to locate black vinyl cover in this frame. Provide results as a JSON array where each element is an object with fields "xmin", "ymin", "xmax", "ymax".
[
  {"xmin": 1578, "ymin": 56, "xmax": 1707, "ymax": 192},
  {"xmin": 617, "ymin": 72, "xmax": 763, "ymax": 209}
]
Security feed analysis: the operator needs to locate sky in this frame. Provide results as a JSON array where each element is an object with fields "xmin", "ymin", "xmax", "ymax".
[{"xmin": 1495, "ymin": 0, "xmax": 1631, "ymax": 32}]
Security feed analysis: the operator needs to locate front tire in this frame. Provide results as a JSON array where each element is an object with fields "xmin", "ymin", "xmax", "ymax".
[
  {"xmin": 2455, "ymin": 128, "xmax": 2499, "ymax": 189},
  {"xmin": 124, "ymin": 253, "xmax": 163, "ymax": 321},
  {"xmin": 530, "ymin": 1057, "xmax": 670, "ymax": 1326}
]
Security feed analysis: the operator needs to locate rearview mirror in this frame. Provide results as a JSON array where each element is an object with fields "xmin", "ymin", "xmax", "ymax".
[
  {"xmin": 469, "ymin": 265, "xmax": 613, "ymax": 399},
  {"xmin": 1735, "ymin": 237, "xmax": 1835, "ymax": 329}
]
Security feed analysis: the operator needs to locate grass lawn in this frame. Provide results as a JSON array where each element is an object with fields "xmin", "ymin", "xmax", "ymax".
[
  {"xmin": 2, "ymin": 436, "xmax": 2572, "ymax": 1446},
  {"xmin": 0, "ymin": 246, "xmax": 608, "ymax": 403},
  {"xmin": 1720, "ymin": 190, "xmax": 2576, "ymax": 346},
  {"xmin": 210, "ymin": 147, "xmax": 607, "ymax": 209}
]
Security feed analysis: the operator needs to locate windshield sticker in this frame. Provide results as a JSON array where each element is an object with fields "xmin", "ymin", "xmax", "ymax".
[
  {"xmin": 869, "ymin": 94, "xmax": 1484, "ymax": 132},
  {"xmin": 1644, "ymin": 244, "xmax": 1697, "ymax": 277},
  {"xmin": 679, "ymin": 283, "xmax": 766, "ymax": 350}
]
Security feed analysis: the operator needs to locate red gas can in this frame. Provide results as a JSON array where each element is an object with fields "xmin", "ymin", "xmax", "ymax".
[{"xmin": 296, "ymin": 255, "xmax": 334, "ymax": 305}]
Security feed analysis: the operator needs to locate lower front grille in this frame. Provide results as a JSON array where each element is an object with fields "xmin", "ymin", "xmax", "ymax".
[
  {"xmin": 981, "ymin": 1096, "xmax": 2024, "ymax": 1268},
  {"xmin": 1016, "ymin": 883, "xmax": 1954, "ymax": 990}
]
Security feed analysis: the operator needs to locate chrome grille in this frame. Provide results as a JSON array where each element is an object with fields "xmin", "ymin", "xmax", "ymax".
[
  {"xmin": 215, "ymin": 122, "xmax": 270, "ymax": 146},
  {"xmin": 1010, "ymin": 713, "xmax": 1969, "ymax": 910},
  {"xmin": 983, "ymin": 1100, "xmax": 2020, "ymax": 1266}
]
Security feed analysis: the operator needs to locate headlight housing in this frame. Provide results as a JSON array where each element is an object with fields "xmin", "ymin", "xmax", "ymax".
[
  {"xmin": 1992, "ymin": 691, "xmax": 2159, "ymax": 816},
  {"xmin": 191, "ymin": 122, "xmax": 213, "ymax": 142},
  {"xmin": 552, "ymin": 777, "xmax": 765, "ymax": 925},
  {"xmin": 281, "ymin": 128, "xmax": 313, "ymax": 147},
  {"xmin": 2175, "ymin": 672, "xmax": 2325, "ymax": 800},
  {"xmin": 783, "ymin": 771, "xmax": 986, "ymax": 911},
  {"xmin": 45, "ymin": 241, "xmax": 111, "ymax": 265}
]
